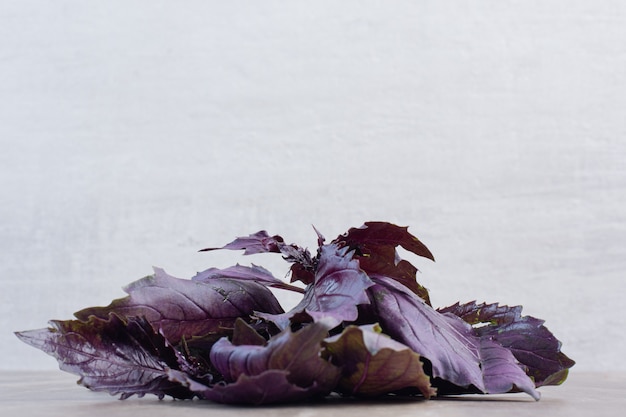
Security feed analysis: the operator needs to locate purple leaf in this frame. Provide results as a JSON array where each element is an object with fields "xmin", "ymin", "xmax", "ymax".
[
  {"xmin": 477, "ymin": 337, "xmax": 540, "ymax": 399},
  {"xmin": 437, "ymin": 300, "xmax": 521, "ymax": 325},
  {"xmin": 192, "ymin": 263, "xmax": 304, "ymax": 293},
  {"xmin": 368, "ymin": 277, "xmax": 482, "ymax": 388},
  {"xmin": 201, "ymin": 230, "xmax": 317, "ymax": 284},
  {"xmin": 367, "ymin": 276, "xmax": 540, "ymax": 400},
  {"xmin": 210, "ymin": 321, "xmax": 339, "ymax": 388},
  {"xmin": 168, "ymin": 321, "xmax": 340, "ymax": 404},
  {"xmin": 439, "ymin": 301, "xmax": 575, "ymax": 387},
  {"xmin": 257, "ymin": 244, "xmax": 374, "ymax": 330},
  {"xmin": 199, "ymin": 230, "xmax": 284, "ymax": 254},
  {"xmin": 168, "ymin": 369, "xmax": 326, "ymax": 405},
  {"xmin": 74, "ymin": 267, "xmax": 283, "ymax": 344},
  {"xmin": 323, "ymin": 324, "xmax": 435, "ymax": 398},
  {"xmin": 15, "ymin": 314, "xmax": 195, "ymax": 399},
  {"xmin": 333, "ymin": 221, "xmax": 433, "ymax": 304}
]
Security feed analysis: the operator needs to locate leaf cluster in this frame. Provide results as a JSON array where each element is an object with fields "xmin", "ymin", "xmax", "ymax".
[{"xmin": 16, "ymin": 222, "xmax": 574, "ymax": 404}]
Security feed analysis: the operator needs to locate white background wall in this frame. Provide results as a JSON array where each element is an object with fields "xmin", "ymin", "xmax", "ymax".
[{"xmin": 1, "ymin": 1, "xmax": 625, "ymax": 372}]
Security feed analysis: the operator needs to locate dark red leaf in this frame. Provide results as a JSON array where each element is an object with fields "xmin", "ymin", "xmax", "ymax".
[
  {"xmin": 333, "ymin": 222, "xmax": 433, "ymax": 303},
  {"xmin": 323, "ymin": 324, "xmax": 435, "ymax": 397},
  {"xmin": 333, "ymin": 221, "xmax": 434, "ymax": 261}
]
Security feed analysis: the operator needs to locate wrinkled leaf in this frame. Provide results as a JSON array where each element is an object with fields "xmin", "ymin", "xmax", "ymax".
[
  {"xmin": 439, "ymin": 301, "xmax": 575, "ymax": 386},
  {"xmin": 15, "ymin": 314, "xmax": 194, "ymax": 399},
  {"xmin": 169, "ymin": 321, "xmax": 340, "ymax": 404},
  {"xmin": 257, "ymin": 244, "xmax": 374, "ymax": 330},
  {"xmin": 210, "ymin": 321, "xmax": 339, "ymax": 390},
  {"xmin": 323, "ymin": 324, "xmax": 435, "ymax": 398},
  {"xmin": 75, "ymin": 267, "xmax": 283, "ymax": 344}
]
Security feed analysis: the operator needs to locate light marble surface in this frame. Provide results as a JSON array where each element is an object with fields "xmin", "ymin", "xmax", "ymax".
[{"xmin": 0, "ymin": 371, "xmax": 623, "ymax": 417}]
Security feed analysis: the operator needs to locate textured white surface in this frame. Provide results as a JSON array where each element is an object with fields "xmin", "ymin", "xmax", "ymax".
[{"xmin": 1, "ymin": 1, "xmax": 625, "ymax": 371}]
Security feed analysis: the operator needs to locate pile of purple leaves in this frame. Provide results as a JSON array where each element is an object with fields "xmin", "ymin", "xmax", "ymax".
[{"xmin": 16, "ymin": 222, "xmax": 574, "ymax": 404}]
